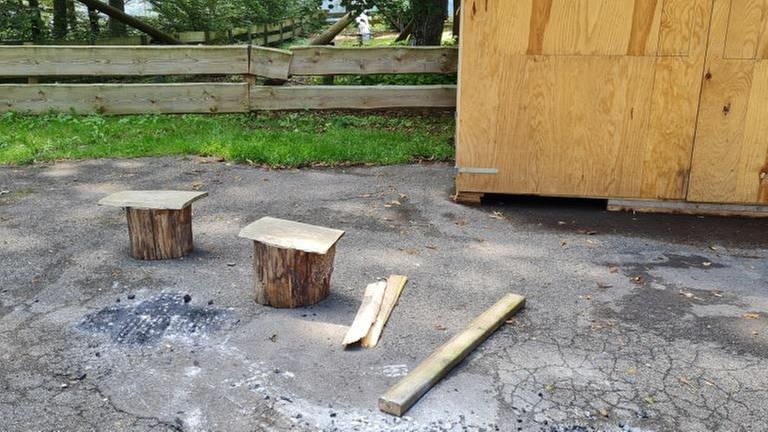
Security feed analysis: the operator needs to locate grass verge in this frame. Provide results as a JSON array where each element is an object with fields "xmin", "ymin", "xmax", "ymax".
[{"xmin": 0, "ymin": 111, "xmax": 455, "ymax": 167}]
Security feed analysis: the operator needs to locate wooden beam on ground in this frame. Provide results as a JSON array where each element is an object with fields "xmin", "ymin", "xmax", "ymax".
[
  {"xmin": 342, "ymin": 281, "xmax": 387, "ymax": 345},
  {"xmin": 289, "ymin": 47, "xmax": 459, "ymax": 76},
  {"xmin": 361, "ymin": 275, "xmax": 408, "ymax": 348},
  {"xmin": 77, "ymin": 0, "xmax": 181, "ymax": 44},
  {"xmin": 249, "ymin": 85, "xmax": 457, "ymax": 110},
  {"xmin": 379, "ymin": 293, "xmax": 526, "ymax": 416},
  {"xmin": 0, "ymin": 83, "xmax": 249, "ymax": 114},
  {"xmin": 249, "ymin": 46, "xmax": 292, "ymax": 80},
  {"xmin": 310, "ymin": 13, "xmax": 354, "ymax": 45},
  {"xmin": 607, "ymin": 199, "xmax": 768, "ymax": 218},
  {"xmin": 0, "ymin": 46, "xmax": 249, "ymax": 77}
]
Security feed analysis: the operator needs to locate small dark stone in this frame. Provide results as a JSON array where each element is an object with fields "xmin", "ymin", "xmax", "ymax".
[
  {"xmin": 174, "ymin": 417, "xmax": 183, "ymax": 427},
  {"xmin": 329, "ymin": 412, "xmax": 337, "ymax": 418},
  {"xmin": 193, "ymin": 360, "xmax": 199, "ymax": 367},
  {"xmin": 95, "ymin": 352, "xmax": 100, "ymax": 357},
  {"xmin": 116, "ymin": 298, "xmax": 121, "ymax": 303},
  {"xmin": 280, "ymin": 396, "xmax": 292, "ymax": 403},
  {"xmin": 538, "ymin": 392, "xmax": 543, "ymax": 397},
  {"xmin": 517, "ymin": 419, "xmax": 523, "ymax": 423},
  {"xmin": 264, "ymin": 395, "xmax": 270, "ymax": 400},
  {"xmin": 183, "ymin": 294, "xmax": 192, "ymax": 303},
  {"xmin": 127, "ymin": 294, "xmax": 135, "ymax": 300},
  {"xmin": 207, "ymin": 300, "xmax": 214, "ymax": 305}
]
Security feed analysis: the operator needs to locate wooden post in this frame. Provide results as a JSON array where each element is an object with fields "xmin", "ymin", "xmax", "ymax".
[
  {"xmin": 239, "ymin": 217, "xmax": 345, "ymax": 308},
  {"xmin": 126, "ymin": 206, "xmax": 193, "ymax": 260}
]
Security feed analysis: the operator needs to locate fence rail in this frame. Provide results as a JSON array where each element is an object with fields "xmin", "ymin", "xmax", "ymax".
[{"xmin": 0, "ymin": 45, "xmax": 458, "ymax": 114}]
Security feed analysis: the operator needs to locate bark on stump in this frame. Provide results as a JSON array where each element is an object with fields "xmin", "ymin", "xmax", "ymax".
[
  {"xmin": 126, "ymin": 206, "xmax": 193, "ymax": 260},
  {"xmin": 252, "ymin": 242, "xmax": 336, "ymax": 308}
]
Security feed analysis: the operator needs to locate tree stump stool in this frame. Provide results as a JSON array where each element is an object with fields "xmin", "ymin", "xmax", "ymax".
[
  {"xmin": 239, "ymin": 217, "xmax": 345, "ymax": 308},
  {"xmin": 99, "ymin": 190, "xmax": 208, "ymax": 260}
]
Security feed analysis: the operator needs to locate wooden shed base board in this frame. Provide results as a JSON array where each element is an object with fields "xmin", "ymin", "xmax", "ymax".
[
  {"xmin": 607, "ymin": 200, "xmax": 768, "ymax": 218},
  {"xmin": 453, "ymin": 191, "xmax": 484, "ymax": 205}
]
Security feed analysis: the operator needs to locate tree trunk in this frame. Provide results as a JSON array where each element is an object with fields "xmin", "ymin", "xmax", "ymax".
[
  {"xmin": 252, "ymin": 242, "xmax": 336, "ymax": 308},
  {"xmin": 452, "ymin": 0, "xmax": 461, "ymax": 40},
  {"xmin": 28, "ymin": 0, "xmax": 43, "ymax": 41},
  {"xmin": 126, "ymin": 207, "xmax": 194, "ymax": 260},
  {"xmin": 87, "ymin": 7, "xmax": 100, "ymax": 37},
  {"xmin": 411, "ymin": 0, "xmax": 448, "ymax": 46},
  {"xmin": 309, "ymin": 13, "xmax": 353, "ymax": 45},
  {"xmin": 395, "ymin": 17, "xmax": 415, "ymax": 43},
  {"xmin": 107, "ymin": 0, "xmax": 127, "ymax": 36},
  {"xmin": 53, "ymin": 0, "xmax": 68, "ymax": 39},
  {"xmin": 67, "ymin": 0, "xmax": 77, "ymax": 33},
  {"xmin": 78, "ymin": 0, "xmax": 182, "ymax": 44}
]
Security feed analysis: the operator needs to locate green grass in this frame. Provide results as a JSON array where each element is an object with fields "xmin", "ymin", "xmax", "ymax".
[{"xmin": 0, "ymin": 112, "xmax": 455, "ymax": 167}]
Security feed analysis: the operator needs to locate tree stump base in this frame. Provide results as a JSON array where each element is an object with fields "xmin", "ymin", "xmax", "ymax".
[
  {"xmin": 99, "ymin": 190, "xmax": 208, "ymax": 261},
  {"xmin": 239, "ymin": 217, "xmax": 345, "ymax": 308},
  {"xmin": 126, "ymin": 207, "xmax": 193, "ymax": 260},
  {"xmin": 252, "ymin": 242, "xmax": 337, "ymax": 308}
]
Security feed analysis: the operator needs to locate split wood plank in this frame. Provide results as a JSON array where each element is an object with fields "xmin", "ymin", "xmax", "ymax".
[
  {"xmin": 289, "ymin": 47, "xmax": 458, "ymax": 76},
  {"xmin": 250, "ymin": 85, "xmax": 457, "ymax": 110},
  {"xmin": 342, "ymin": 281, "xmax": 387, "ymax": 346},
  {"xmin": 0, "ymin": 46, "xmax": 248, "ymax": 76},
  {"xmin": 379, "ymin": 293, "xmax": 526, "ymax": 416},
  {"xmin": 360, "ymin": 275, "xmax": 408, "ymax": 348}
]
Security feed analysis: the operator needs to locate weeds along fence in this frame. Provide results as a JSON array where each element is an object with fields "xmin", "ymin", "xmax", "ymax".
[{"xmin": 0, "ymin": 45, "xmax": 458, "ymax": 114}]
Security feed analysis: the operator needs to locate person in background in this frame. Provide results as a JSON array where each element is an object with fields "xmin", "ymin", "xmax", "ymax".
[{"xmin": 356, "ymin": 11, "xmax": 372, "ymax": 45}]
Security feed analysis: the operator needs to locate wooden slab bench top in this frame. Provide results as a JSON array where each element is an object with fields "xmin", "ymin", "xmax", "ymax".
[
  {"xmin": 98, "ymin": 190, "xmax": 208, "ymax": 210},
  {"xmin": 238, "ymin": 216, "xmax": 345, "ymax": 254}
]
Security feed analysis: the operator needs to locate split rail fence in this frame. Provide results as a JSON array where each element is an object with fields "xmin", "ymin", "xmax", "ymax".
[{"xmin": 0, "ymin": 45, "xmax": 458, "ymax": 114}]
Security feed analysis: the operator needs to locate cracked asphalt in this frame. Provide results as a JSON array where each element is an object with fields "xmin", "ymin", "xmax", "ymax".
[{"xmin": 0, "ymin": 157, "xmax": 766, "ymax": 432}]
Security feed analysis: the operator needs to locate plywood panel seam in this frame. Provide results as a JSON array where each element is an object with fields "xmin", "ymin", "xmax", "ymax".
[{"xmin": 685, "ymin": 0, "xmax": 719, "ymax": 202}]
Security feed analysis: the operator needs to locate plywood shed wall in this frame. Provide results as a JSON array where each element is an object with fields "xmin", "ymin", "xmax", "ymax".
[{"xmin": 456, "ymin": 0, "xmax": 768, "ymax": 206}]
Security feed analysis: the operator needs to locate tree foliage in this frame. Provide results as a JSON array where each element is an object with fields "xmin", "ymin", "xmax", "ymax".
[
  {"xmin": 149, "ymin": 0, "xmax": 321, "ymax": 32},
  {"xmin": 0, "ymin": 0, "xmax": 39, "ymax": 41}
]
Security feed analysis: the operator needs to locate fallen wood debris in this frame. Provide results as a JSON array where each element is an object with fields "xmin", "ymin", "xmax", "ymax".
[
  {"xmin": 342, "ymin": 281, "xmax": 386, "ymax": 346},
  {"xmin": 343, "ymin": 275, "xmax": 408, "ymax": 347},
  {"xmin": 361, "ymin": 275, "xmax": 408, "ymax": 348},
  {"xmin": 378, "ymin": 293, "xmax": 526, "ymax": 416}
]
